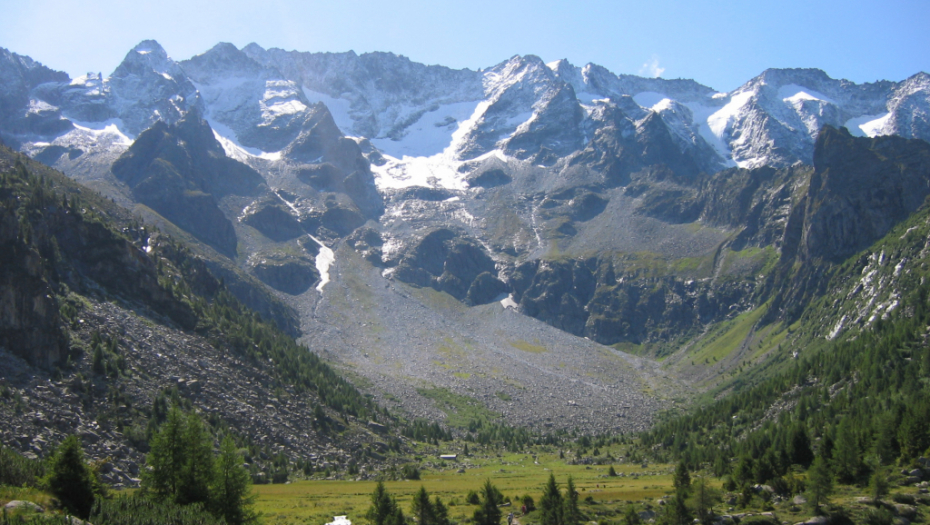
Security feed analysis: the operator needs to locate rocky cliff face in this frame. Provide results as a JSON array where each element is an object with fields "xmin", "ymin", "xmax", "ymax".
[{"xmin": 112, "ymin": 113, "xmax": 266, "ymax": 256}]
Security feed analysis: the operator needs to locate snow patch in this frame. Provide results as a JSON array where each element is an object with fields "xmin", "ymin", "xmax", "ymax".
[
  {"xmin": 208, "ymin": 119, "xmax": 282, "ymax": 161},
  {"xmin": 370, "ymin": 100, "xmax": 481, "ymax": 158},
  {"xmin": 778, "ymin": 84, "xmax": 834, "ymax": 105},
  {"xmin": 633, "ymin": 92, "xmax": 669, "ymax": 110},
  {"xmin": 370, "ymin": 99, "xmax": 509, "ymax": 190},
  {"xmin": 500, "ymin": 294, "xmax": 518, "ymax": 309},
  {"xmin": 69, "ymin": 118, "xmax": 134, "ymax": 145},
  {"xmin": 844, "ymin": 113, "xmax": 891, "ymax": 138},
  {"xmin": 310, "ymin": 236, "xmax": 335, "ymax": 292}
]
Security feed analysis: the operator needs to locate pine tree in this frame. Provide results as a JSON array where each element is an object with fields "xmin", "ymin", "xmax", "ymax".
[
  {"xmin": 179, "ymin": 413, "xmax": 214, "ymax": 506},
  {"xmin": 673, "ymin": 461, "xmax": 691, "ymax": 495},
  {"xmin": 474, "ymin": 479, "xmax": 503, "ymax": 525},
  {"xmin": 539, "ymin": 474, "xmax": 563, "ymax": 525},
  {"xmin": 433, "ymin": 496, "xmax": 451, "ymax": 525},
  {"xmin": 563, "ymin": 476, "xmax": 581, "ymax": 525},
  {"xmin": 806, "ymin": 456, "xmax": 833, "ymax": 514},
  {"xmin": 45, "ymin": 435, "xmax": 98, "ymax": 519},
  {"xmin": 869, "ymin": 468, "xmax": 889, "ymax": 506},
  {"xmin": 145, "ymin": 406, "xmax": 187, "ymax": 499},
  {"xmin": 367, "ymin": 482, "xmax": 404, "ymax": 525},
  {"xmin": 412, "ymin": 486, "xmax": 435, "ymax": 525},
  {"xmin": 211, "ymin": 435, "xmax": 256, "ymax": 525},
  {"xmin": 832, "ymin": 419, "xmax": 861, "ymax": 483},
  {"xmin": 788, "ymin": 426, "xmax": 814, "ymax": 468},
  {"xmin": 689, "ymin": 478, "xmax": 720, "ymax": 525}
]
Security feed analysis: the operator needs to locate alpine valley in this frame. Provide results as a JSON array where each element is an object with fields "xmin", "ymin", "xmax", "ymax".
[{"xmin": 2, "ymin": 39, "xmax": 930, "ymax": 502}]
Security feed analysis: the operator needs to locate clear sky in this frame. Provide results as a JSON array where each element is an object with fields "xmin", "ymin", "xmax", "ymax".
[{"xmin": 2, "ymin": 0, "xmax": 928, "ymax": 92}]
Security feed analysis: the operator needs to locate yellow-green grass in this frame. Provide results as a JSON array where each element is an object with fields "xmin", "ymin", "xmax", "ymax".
[
  {"xmin": 508, "ymin": 340, "xmax": 547, "ymax": 354},
  {"xmin": 685, "ymin": 302, "xmax": 769, "ymax": 367},
  {"xmin": 254, "ymin": 452, "xmax": 675, "ymax": 525}
]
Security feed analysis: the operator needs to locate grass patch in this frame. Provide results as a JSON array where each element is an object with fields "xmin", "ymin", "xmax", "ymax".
[
  {"xmin": 509, "ymin": 340, "xmax": 547, "ymax": 354},
  {"xmin": 253, "ymin": 451, "xmax": 677, "ymax": 525},
  {"xmin": 687, "ymin": 302, "xmax": 769, "ymax": 366},
  {"xmin": 415, "ymin": 387, "xmax": 501, "ymax": 429}
]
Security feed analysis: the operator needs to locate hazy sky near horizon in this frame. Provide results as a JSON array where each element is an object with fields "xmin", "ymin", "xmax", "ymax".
[{"xmin": 2, "ymin": 0, "xmax": 928, "ymax": 92}]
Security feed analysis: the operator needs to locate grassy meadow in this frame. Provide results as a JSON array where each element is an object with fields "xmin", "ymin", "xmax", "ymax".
[{"xmin": 254, "ymin": 447, "xmax": 676, "ymax": 525}]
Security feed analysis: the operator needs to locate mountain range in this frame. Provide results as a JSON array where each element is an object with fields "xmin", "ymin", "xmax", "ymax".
[{"xmin": 2, "ymin": 39, "xmax": 930, "ymax": 469}]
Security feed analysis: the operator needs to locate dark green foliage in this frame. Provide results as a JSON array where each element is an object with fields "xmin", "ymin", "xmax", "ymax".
[
  {"xmin": 661, "ymin": 494, "xmax": 690, "ymax": 525},
  {"xmin": 689, "ymin": 478, "xmax": 720, "ymax": 525},
  {"xmin": 44, "ymin": 435, "xmax": 100, "ymax": 519},
  {"xmin": 211, "ymin": 435, "xmax": 257, "ymax": 525},
  {"xmin": 144, "ymin": 407, "xmax": 255, "ymax": 523},
  {"xmin": 788, "ymin": 426, "xmax": 814, "ymax": 468},
  {"xmin": 806, "ymin": 456, "xmax": 833, "ymax": 513},
  {"xmin": 562, "ymin": 476, "xmax": 581, "ymax": 525},
  {"xmin": 607, "ymin": 465, "xmax": 617, "ymax": 477},
  {"xmin": 868, "ymin": 468, "xmax": 889, "ymax": 505},
  {"xmin": 367, "ymin": 481, "xmax": 405, "ymax": 525},
  {"xmin": 90, "ymin": 495, "xmax": 224, "ymax": 525},
  {"xmin": 473, "ymin": 479, "xmax": 503, "ymax": 525},
  {"xmin": 178, "ymin": 414, "xmax": 214, "ymax": 506},
  {"xmin": 0, "ymin": 443, "xmax": 44, "ymax": 487},
  {"xmin": 410, "ymin": 486, "xmax": 451, "ymax": 525},
  {"xmin": 673, "ymin": 461, "xmax": 691, "ymax": 495},
  {"xmin": 862, "ymin": 507, "xmax": 895, "ymax": 525},
  {"xmin": 401, "ymin": 464, "xmax": 421, "ymax": 480},
  {"xmin": 144, "ymin": 406, "xmax": 188, "ymax": 499},
  {"xmin": 539, "ymin": 474, "xmax": 563, "ymax": 525}
]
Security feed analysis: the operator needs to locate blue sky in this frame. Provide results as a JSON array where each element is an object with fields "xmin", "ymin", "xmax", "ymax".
[{"xmin": 2, "ymin": 0, "xmax": 928, "ymax": 92}]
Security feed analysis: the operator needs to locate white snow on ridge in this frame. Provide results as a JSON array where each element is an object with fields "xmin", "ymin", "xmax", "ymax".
[
  {"xmin": 845, "ymin": 112, "xmax": 892, "ymax": 138},
  {"xmin": 69, "ymin": 118, "xmax": 135, "ymax": 145},
  {"xmin": 633, "ymin": 92, "xmax": 669, "ymax": 111},
  {"xmin": 778, "ymin": 84, "xmax": 835, "ymax": 105},
  {"xmin": 208, "ymin": 119, "xmax": 281, "ymax": 161}
]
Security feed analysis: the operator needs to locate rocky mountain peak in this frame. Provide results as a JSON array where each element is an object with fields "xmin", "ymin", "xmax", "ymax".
[{"xmin": 183, "ymin": 42, "xmax": 268, "ymax": 80}]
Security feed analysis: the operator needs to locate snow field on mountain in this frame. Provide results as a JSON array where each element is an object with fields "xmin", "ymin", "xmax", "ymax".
[{"xmin": 845, "ymin": 113, "xmax": 892, "ymax": 137}]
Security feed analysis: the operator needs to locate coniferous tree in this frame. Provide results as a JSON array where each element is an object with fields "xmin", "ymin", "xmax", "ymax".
[
  {"xmin": 832, "ymin": 419, "xmax": 861, "ymax": 483},
  {"xmin": 673, "ymin": 461, "xmax": 691, "ymax": 495},
  {"xmin": 412, "ymin": 486, "xmax": 436, "ymax": 525},
  {"xmin": 145, "ymin": 406, "xmax": 187, "ymax": 499},
  {"xmin": 869, "ymin": 468, "xmax": 889, "ymax": 507},
  {"xmin": 563, "ymin": 476, "xmax": 581, "ymax": 525},
  {"xmin": 433, "ymin": 496, "xmax": 451, "ymax": 525},
  {"xmin": 806, "ymin": 456, "xmax": 833, "ymax": 514},
  {"xmin": 179, "ymin": 414, "xmax": 214, "ymax": 506},
  {"xmin": 211, "ymin": 435, "xmax": 256, "ymax": 525},
  {"xmin": 367, "ymin": 482, "xmax": 405, "ymax": 525},
  {"xmin": 474, "ymin": 479, "xmax": 503, "ymax": 525},
  {"xmin": 689, "ymin": 478, "xmax": 720, "ymax": 525},
  {"xmin": 45, "ymin": 435, "xmax": 99, "ymax": 519},
  {"xmin": 539, "ymin": 473, "xmax": 563, "ymax": 525},
  {"xmin": 788, "ymin": 426, "xmax": 814, "ymax": 468}
]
